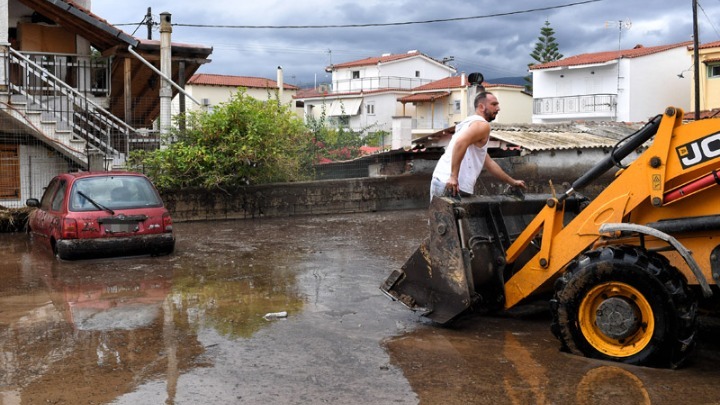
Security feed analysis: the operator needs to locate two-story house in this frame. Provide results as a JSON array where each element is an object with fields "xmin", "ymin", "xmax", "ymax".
[
  {"xmin": 397, "ymin": 73, "xmax": 532, "ymax": 140},
  {"xmin": 175, "ymin": 69, "xmax": 301, "ymax": 115},
  {"xmin": 530, "ymin": 41, "xmax": 692, "ymax": 123},
  {"xmin": 0, "ymin": 0, "xmax": 212, "ymax": 209},
  {"xmin": 295, "ymin": 50, "xmax": 456, "ymax": 137}
]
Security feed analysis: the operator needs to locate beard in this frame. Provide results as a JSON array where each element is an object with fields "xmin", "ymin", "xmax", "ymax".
[{"xmin": 483, "ymin": 110, "xmax": 497, "ymax": 122}]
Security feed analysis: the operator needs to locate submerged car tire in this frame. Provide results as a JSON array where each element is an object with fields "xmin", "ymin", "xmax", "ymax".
[{"xmin": 551, "ymin": 246, "xmax": 697, "ymax": 368}]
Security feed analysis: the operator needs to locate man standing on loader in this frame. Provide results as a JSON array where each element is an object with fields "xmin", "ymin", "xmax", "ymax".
[{"xmin": 430, "ymin": 91, "xmax": 526, "ymax": 199}]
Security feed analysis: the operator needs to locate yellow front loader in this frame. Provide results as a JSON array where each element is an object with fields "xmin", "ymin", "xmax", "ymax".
[{"xmin": 382, "ymin": 107, "xmax": 720, "ymax": 368}]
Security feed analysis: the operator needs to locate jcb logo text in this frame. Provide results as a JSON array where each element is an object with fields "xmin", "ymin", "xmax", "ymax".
[{"xmin": 676, "ymin": 131, "xmax": 720, "ymax": 169}]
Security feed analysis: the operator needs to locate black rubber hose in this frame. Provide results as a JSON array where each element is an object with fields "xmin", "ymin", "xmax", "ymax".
[{"xmin": 559, "ymin": 114, "xmax": 663, "ymax": 201}]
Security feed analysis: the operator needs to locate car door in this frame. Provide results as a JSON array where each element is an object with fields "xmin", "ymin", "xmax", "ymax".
[
  {"xmin": 30, "ymin": 178, "xmax": 67, "ymax": 238},
  {"xmin": 30, "ymin": 177, "xmax": 61, "ymax": 238}
]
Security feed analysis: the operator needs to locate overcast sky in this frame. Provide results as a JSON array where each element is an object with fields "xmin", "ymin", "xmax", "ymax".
[{"xmin": 92, "ymin": 0, "xmax": 720, "ymax": 88}]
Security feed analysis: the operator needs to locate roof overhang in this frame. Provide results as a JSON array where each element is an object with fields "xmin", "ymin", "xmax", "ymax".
[{"xmin": 398, "ymin": 92, "xmax": 450, "ymax": 103}]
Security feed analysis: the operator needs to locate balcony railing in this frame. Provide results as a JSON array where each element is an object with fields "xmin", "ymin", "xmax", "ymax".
[
  {"xmin": 533, "ymin": 94, "xmax": 616, "ymax": 115},
  {"xmin": 332, "ymin": 76, "xmax": 433, "ymax": 93}
]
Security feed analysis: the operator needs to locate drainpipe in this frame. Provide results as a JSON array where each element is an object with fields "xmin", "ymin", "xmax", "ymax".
[
  {"xmin": 159, "ymin": 12, "xmax": 172, "ymax": 139},
  {"xmin": 277, "ymin": 66, "xmax": 284, "ymax": 102}
]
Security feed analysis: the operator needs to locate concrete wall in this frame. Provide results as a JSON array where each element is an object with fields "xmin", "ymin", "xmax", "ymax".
[
  {"xmin": 161, "ymin": 174, "xmax": 432, "ymax": 222},
  {"xmin": 161, "ymin": 147, "xmax": 624, "ymax": 223}
]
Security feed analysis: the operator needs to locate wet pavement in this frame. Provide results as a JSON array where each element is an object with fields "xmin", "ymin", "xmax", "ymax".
[{"xmin": 2, "ymin": 209, "xmax": 720, "ymax": 404}]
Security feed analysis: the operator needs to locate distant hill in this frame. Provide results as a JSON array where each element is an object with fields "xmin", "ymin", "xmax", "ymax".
[{"xmin": 485, "ymin": 76, "xmax": 526, "ymax": 86}]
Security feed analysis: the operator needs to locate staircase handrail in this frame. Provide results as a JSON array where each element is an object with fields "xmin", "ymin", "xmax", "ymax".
[{"xmin": 8, "ymin": 47, "xmax": 138, "ymax": 137}]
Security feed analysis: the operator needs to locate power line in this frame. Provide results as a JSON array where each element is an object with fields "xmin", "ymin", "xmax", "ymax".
[
  {"xmin": 698, "ymin": 1, "xmax": 720, "ymax": 40},
  {"xmin": 115, "ymin": 1, "xmax": 603, "ymax": 29}
]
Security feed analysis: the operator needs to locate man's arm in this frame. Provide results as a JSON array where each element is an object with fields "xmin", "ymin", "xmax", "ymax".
[
  {"xmin": 446, "ymin": 121, "xmax": 491, "ymax": 195},
  {"xmin": 483, "ymin": 156, "xmax": 526, "ymax": 189}
]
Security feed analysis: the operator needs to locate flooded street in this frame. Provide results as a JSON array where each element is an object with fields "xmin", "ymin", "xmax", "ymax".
[{"xmin": 2, "ymin": 209, "xmax": 720, "ymax": 404}]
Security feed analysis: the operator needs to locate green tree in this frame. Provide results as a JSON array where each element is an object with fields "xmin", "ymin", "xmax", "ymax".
[
  {"xmin": 128, "ymin": 89, "xmax": 315, "ymax": 190},
  {"xmin": 525, "ymin": 20, "xmax": 563, "ymax": 93}
]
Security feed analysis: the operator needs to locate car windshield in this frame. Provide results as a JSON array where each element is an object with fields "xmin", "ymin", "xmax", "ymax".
[{"xmin": 69, "ymin": 175, "xmax": 163, "ymax": 212}]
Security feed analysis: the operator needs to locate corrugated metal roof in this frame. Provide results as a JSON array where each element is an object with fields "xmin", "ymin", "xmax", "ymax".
[
  {"xmin": 489, "ymin": 130, "xmax": 618, "ymax": 151},
  {"xmin": 412, "ymin": 121, "xmax": 644, "ymax": 151}
]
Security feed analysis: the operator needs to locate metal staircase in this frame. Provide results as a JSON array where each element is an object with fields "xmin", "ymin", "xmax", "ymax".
[{"xmin": 3, "ymin": 48, "xmax": 138, "ymax": 170}]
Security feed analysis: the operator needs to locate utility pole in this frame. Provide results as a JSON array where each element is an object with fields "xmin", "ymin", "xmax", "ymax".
[
  {"xmin": 692, "ymin": 0, "xmax": 700, "ymax": 120},
  {"xmin": 605, "ymin": 19, "xmax": 631, "ymax": 121},
  {"xmin": 159, "ymin": 12, "xmax": 172, "ymax": 140},
  {"xmin": 146, "ymin": 7, "xmax": 153, "ymax": 40}
]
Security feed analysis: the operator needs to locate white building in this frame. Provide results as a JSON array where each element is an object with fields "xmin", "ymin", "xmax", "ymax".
[
  {"xmin": 530, "ymin": 41, "xmax": 692, "ymax": 123},
  {"xmin": 296, "ymin": 50, "xmax": 456, "ymax": 136}
]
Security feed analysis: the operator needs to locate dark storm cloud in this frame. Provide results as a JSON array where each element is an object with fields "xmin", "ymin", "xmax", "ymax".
[{"xmin": 95, "ymin": 0, "xmax": 720, "ymax": 87}]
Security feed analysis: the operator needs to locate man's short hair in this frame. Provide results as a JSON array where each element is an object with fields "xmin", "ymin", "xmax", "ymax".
[{"xmin": 474, "ymin": 91, "xmax": 494, "ymax": 109}]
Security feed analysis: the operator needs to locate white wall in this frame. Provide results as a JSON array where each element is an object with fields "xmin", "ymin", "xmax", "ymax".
[
  {"xmin": 624, "ymin": 47, "xmax": 691, "ymax": 122},
  {"xmin": 378, "ymin": 57, "xmax": 454, "ymax": 80},
  {"xmin": 15, "ymin": 144, "xmax": 70, "ymax": 207}
]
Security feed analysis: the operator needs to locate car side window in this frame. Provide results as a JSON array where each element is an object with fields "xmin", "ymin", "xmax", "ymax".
[
  {"xmin": 39, "ymin": 178, "xmax": 60, "ymax": 210},
  {"xmin": 50, "ymin": 180, "xmax": 67, "ymax": 212}
]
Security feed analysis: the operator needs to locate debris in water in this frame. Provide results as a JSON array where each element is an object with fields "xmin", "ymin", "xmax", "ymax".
[{"xmin": 263, "ymin": 311, "xmax": 288, "ymax": 320}]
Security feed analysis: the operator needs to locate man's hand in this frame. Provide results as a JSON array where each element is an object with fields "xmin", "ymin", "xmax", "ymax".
[
  {"xmin": 509, "ymin": 179, "xmax": 526, "ymax": 189},
  {"xmin": 445, "ymin": 175, "xmax": 460, "ymax": 196}
]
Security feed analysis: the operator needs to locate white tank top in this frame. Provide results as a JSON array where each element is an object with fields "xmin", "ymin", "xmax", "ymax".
[{"xmin": 432, "ymin": 115, "xmax": 489, "ymax": 194}]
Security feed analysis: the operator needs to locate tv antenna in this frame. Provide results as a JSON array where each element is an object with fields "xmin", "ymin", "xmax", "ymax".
[{"xmin": 604, "ymin": 19, "xmax": 632, "ymax": 50}]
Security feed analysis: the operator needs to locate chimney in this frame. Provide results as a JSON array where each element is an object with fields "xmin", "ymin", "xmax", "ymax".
[{"xmin": 277, "ymin": 66, "xmax": 284, "ymax": 101}]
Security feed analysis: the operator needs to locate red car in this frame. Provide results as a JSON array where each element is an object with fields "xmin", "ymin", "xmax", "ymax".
[{"xmin": 26, "ymin": 171, "xmax": 175, "ymax": 260}]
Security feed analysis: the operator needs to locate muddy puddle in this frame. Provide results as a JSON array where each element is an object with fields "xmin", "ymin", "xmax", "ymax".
[{"xmin": 2, "ymin": 209, "xmax": 720, "ymax": 404}]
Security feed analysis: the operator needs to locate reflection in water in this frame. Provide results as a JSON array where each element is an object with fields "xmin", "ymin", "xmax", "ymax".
[
  {"xmin": 576, "ymin": 366, "xmax": 651, "ymax": 405},
  {"xmin": 0, "ymin": 222, "xmax": 309, "ymax": 404},
  {"xmin": 383, "ymin": 313, "xmax": 688, "ymax": 404},
  {"xmin": 171, "ymin": 260, "xmax": 304, "ymax": 339}
]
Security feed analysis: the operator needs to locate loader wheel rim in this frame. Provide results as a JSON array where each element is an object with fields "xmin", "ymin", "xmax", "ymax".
[{"xmin": 578, "ymin": 281, "xmax": 654, "ymax": 358}]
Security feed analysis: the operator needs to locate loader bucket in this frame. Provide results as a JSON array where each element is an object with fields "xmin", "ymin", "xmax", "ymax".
[{"xmin": 381, "ymin": 193, "xmax": 584, "ymax": 324}]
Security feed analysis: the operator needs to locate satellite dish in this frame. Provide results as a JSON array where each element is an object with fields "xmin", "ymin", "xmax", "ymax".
[{"xmin": 468, "ymin": 72, "xmax": 484, "ymax": 85}]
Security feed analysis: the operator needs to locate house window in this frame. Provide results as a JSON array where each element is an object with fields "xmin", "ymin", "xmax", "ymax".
[
  {"xmin": 366, "ymin": 102, "xmax": 375, "ymax": 115},
  {"xmin": 0, "ymin": 145, "xmax": 20, "ymax": 199},
  {"xmin": 352, "ymin": 71, "xmax": 360, "ymax": 79},
  {"xmin": 415, "ymin": 71, "xmax": 420, "ymax": 78},
  {"xmin": 453, "ymin": 100, "xmax": 461, "ymax": 114},
  {"xmin": 708, "ymin": 64, "xmax": 720, "ymax": 78}
]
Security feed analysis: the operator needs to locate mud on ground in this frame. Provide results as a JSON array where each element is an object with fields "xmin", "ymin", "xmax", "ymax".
[{"xmin": 2, "ymin": 209, "xmax": 720, "ymax": 404}]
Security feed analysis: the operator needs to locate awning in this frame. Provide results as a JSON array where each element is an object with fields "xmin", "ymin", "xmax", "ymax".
[
  {"xmin": 328, "ymin": 98, "xmax": 362, "ymax": 116},
  {"xmin": 398, "ymin": 92, "xmax": 450, "ymax": 103}
]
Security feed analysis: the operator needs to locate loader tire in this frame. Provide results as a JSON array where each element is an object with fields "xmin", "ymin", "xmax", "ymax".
[{"xmin": 551, "ymin": 246, "xmax": 697, "ymax": 368}]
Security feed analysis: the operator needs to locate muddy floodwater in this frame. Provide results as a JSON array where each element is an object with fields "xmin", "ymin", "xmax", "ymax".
[{"xmin": 2, "ymin": 209, "xmax": 720, "ymax": 404}]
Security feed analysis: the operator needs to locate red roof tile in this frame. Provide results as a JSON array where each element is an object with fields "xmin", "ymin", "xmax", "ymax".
[
  {"xmin": 187, "ymin": 73, "xmax": 298, "ymax": 90},
  {"xmin": 329, "ymin": 50, "xmax": 439, "ymax": 69},
  {"xmin": 696, "ymin": 40, "xmax": 720, "ymax": 50},
  {"xmin": 530, "ymin": 41, "xmax": 692, "ymax": 70}
]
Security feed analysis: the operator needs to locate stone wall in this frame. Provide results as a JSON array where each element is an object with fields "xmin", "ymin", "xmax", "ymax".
[{"xmin": 161, "ymin": 174, "xmax": 432, "ymax": 222}]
